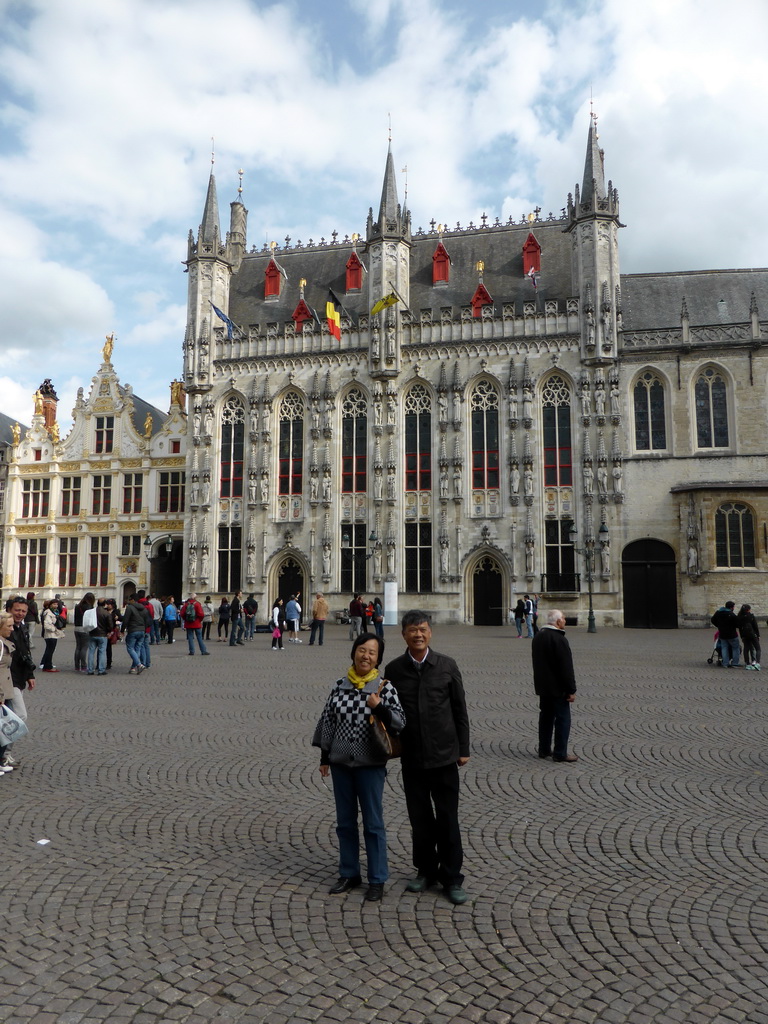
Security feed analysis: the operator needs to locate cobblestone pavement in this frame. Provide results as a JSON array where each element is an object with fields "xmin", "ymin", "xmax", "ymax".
[{"xmin": 3, "ymin": 623, "xmax": 768, "ymax": 1024}]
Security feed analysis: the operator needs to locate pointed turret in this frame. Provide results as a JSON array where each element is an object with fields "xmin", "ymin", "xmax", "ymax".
[
  {"xmin": 581, "ymin": 118, "xmax": 606, "ymax": 204},
  {"xmin": 366, "ymin": 145, "xmax": 411, "ymax": 242},
  {"xmin": 199, "ymin": 172, "xmax": 221, "ymax": 247}
]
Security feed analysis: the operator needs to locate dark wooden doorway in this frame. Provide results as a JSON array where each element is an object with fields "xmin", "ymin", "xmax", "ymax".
[
  {"xmin": 622, "ymin": 539, "xmax": 678, "ymax": 628},
  {"xmin": 473, "ymin": 555, "xmax": 504, "ymax": 626},
  {"xmin": 277, "ymin": 557, "xmax": 305, "ymax": 608}
]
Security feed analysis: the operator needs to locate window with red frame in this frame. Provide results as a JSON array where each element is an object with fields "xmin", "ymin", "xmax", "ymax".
[
  {"xmin": 92, "ymin": 474, "xmax": 112, "ymax": 515},
  {"xmin": 21, "ymin": 478, "xmax": 50, "ymax": 518},
  {"xmin": 158, "ymin": 471, "xmax": 185, "ymax": 513},
  {"xmin": 220, "ymin": 396, "xmax": 245, "ymax": 498},
  {"xmin": 404, "ymin": 384, "xmax": 432, "ymax": 491},
  {"xmin": 341, "ymin": 389, "xmax": 368, "ymax": 493},
  {"xmin": 122, "ymin": 472, "xmax": 143, "ymax": 514},
  {"xmin": 18, "ymin": 538, "xmax": 46, "ymax": 588},
  {"xmin": 346, "ymin": 251, "xmax": 363, "ymax": 292},
  {"xmin": 61, "ymin": 476, "xmax": 81, "ymax": 516},
  {"xmin": 470, "ymin": 381, "xmax": 500, "ymax": 489},
  {"xmin": 432, "ymin": 242, "xmax": 450, "ymax": 284},
  {"xmin": 95, "ymin": 415, "xmax": 114, "ymax": 453},
  {"xmin": 278, "ymin": 392, "xmax": 304, "ymax": 495},
  {"xmin": 264, "ymin": 259, "xmax": 281, "ymax": 298},
  {"xmin": 542, "ymin": 375, "xmax": 572, "ymax": 486},
  {"xmin": 58, "ymin": 537, "xmax": 78, "ymax": 588},
  {"xmin": 89, "ymin": 536, "xmax": 109, "ymax": 587}
]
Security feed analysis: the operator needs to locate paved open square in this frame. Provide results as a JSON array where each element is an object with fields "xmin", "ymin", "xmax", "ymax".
[{"xmin": 3, "ymin": 623, "xmax": 768, "ymax": 1024}]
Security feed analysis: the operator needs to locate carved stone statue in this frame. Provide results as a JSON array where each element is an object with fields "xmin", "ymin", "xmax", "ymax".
[
  {"xmin": 261, "ymin": 474, "xmax": 269, "ymax": 503},
  {"xmin": 453, "ymin": 465, "xmax": 462, "ymax": 499},
  {"xmin": 33, "ymin": 390, "xmax": 43, "ymax": 416},
  {"xmin": 583, "ymin": 465, "xmax": 593, "ymax": 494},
  {"xmin": 11, "ymin": 422, "xmax": 20, "ymax": 445},
  {"xmin": 438, "ymin": 392, "xmax": 448, "ymax": 421},
  {"xmin": 525, "ymin": 539, "xmax": 534, "ymax": 574},
  {"xmin": 452, "ymin": 392, "xmax": 461, "ymax": 422},
  {"xmin": 580, "ymin": 383, "xmax": 591, "ymax": 416},
  {"xmin": 322, "ymin": 542, "xmax": 331, "ymax": 575},
  {"xmin": 200, "ymin": 549, "xmax": 210, "ymax": 579},
  {"xmin": 440, "ymin": 469, "xmax": 449, "ymax": 499},
  {"xmin": 203, "ymin": 407, "xmax": 213, "ymax": 435},
  {"xmin": 193, "ymin": 407, "xmax": 202, "ymax": 434},
  {"xmin": 511, "ymin": 467, "xmax": 520, "ymax": 494},
  {"xmin": 387, "ymin": 393, "xmax": 396, "ymax": 426},
  {"xmin": 374, "ymin": 400, "xmax": 382, "ymax": 426},
  {"xmin": 600, "ymin": 542, "xmax": 611, "ymax": 575},
  {"xmin": 374, "ymin": 467, "xmax": 383, "ymax": 499},
  {"xmin": 594, "ymin": 383, "xmax": 606, "ymax": 416},
  {"xmin": 322, "ymin": 471, "xmax": 332, "ymax": 502},
  {"xmin": 386, "ymin": 542, "xmax": 395, "ymax": 575},
  {"xmin": 439, "ymin": 537, "xmax": 449, "ymax": 575},
  {"xmin": 612, "ymin": 464, "xmax": 622, "ymax": 493},
  {"xmin": 524, "ymin": 468, "xmax": 533, "ymax": 496},
  {"xmin": 144, "ymin": 412, "xmax": 153, "ymax": 438},
  {"xmin": 373, "ymin": 545, "xmax": 382, "ymax": 576},
  {"xmin": 586, "ymin": 309, "xmax": 596, "ymax": 347},
  {"xmin": 610, "ymin": 385, "xmax": 620, "ymax": 416},
  {"xmin": 687, "ymin": 543, "xmax": 698, "ymax": 573},
  {"xmin": 522, "ymin": 387, "xmax": 533, "ymax": 420},
  {"xmin": 247, "ymin": 549, "xmax": 257, "ymax": 577},
  {"xmin": 387, "ymin": 469, "xmax": 396, "ymax": 500},
  {"xmin": 50, "ymin": 422, "xmax": 60, "ymax": 444},
  {"xmin": 187, "ymin": 549, "xmax": 197, "ymax": 578},
  {"xmin": 310, "ymin": 473, "xmax": 319, "ymax": 501},
  {"xmin": 248, "ymin": 476, "xmax": 257, "ymax": 503},
  {"xmin": 170, "ymin": 380, "xmax": 183, "ymax": 406},
  {"xmin": 597, "ymin": 465, "xmax": 608, "ymax": 494},
  {"xmin": 510, "ymin": 394, "xmax": 518, "ymax": 420}
]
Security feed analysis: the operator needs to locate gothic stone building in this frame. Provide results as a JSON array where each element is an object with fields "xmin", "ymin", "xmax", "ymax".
[
  {"xmin": 181, "ymin": 122, "xmax": 768, "ymax": 627},
  {"xmin": 3, "ymin": 347, "xmax": 187, "ymax": 605}
]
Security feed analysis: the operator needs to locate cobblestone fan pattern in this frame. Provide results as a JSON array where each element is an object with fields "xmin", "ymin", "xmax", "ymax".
[{"xmin": 3, "ymin": 626, "xmax": 768, "ymax": 1023}]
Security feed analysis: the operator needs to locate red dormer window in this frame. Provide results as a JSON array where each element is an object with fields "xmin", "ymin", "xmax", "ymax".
[
  {"xmin": 471, "ymin": 283, "xmax": 493, "ymax": 318},
  {"xmin": 432, "ymin": 242, "xmax": 450, "ymax": 285},
  {"xmin": 264, "ymin": 259, "xmax": 282, "ymax": 298},
  {"xmin": 292, "ymin": 299, "xmax": 314, "ymax": 333},
  {"xmin": 346, "ymin": 251, "xmax": 363, "ymax": 292},
  {"xmin": 522, "ymin": 233, "xmax": 541, "ymax": 277}
]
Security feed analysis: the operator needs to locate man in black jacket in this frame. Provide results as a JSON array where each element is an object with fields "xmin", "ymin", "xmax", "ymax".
[
  {"xmin": 384, "ymin": 610, "xmax": 471, "ymax": 905},
  {"xmin": 531, "ymin": 608, "xmax": 578, "ymax": 763},
  {"xmin": 711, "ymin": 601, "xmax": 740, "ymax": 668},
  {"xmin": 4, "ymin": 596, "xmax": 36, "ymax": 767}
]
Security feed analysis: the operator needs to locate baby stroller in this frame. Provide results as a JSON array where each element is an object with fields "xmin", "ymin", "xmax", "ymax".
[{"xmin": 707, "ymin": 631, "xmax": 723, "ymax": 666}]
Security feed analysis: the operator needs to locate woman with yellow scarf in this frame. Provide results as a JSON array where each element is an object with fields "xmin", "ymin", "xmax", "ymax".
[{"xmin": 312, "ymin": 634, "xmax": 405, "ymax": 901}]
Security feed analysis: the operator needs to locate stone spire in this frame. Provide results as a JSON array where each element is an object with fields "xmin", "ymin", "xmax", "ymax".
[
  {"xmin": 199, "ymin": 172, "xmax": 221, "ymax": 248},
  {"xmin": 581, "ymin": 117, "xmax": 606, "ymax": 204},
  {"xmin": 367, "ymin": 145, "xmax": 410, "ymax": 242}
]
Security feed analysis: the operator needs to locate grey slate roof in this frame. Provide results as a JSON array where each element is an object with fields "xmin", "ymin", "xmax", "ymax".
[
  {"xmin": 227, "ymin": 219, "xmax": 575, "ymax": 331},
  {"xmin": 118, "ymin": 388, "xmax": 166, "ymax": 437},
  {"xmin": 621, "ymin": 270, "xmax": 768, "ymax": 331}
]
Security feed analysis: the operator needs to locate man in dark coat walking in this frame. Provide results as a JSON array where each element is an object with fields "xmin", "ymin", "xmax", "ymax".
[{"xmin": 531, "ymin": 608, "xmax": 578, "ymax": 763}]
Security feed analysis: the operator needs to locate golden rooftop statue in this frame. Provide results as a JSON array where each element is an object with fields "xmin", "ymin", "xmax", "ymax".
[
  {"xmin": 103, "ymin": 333, "xmax": 115, "ymax": 364},
  {"xmin": 144, "ymin": 412, "xmax": 153, "ymax": 439},
  {"xmin": 33, "ymin": 390, "xmax": 43, "ymax": 416},
  {"xmin": 50, "ymin": 422, "xmax": 60, "ymax": 444},
  {"xmin": 11, "ymin": 423, "xmax": 20, "ymax": 445}
]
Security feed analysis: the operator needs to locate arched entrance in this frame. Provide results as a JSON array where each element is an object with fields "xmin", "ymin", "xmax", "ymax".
[
  {"xmin": 121, "ymin": 580, "xmax": 137, "ymax": 605},
  {"xmin": 472, "ymin": 555, "xmax": 504, "ymax": 626},
  {"xmin": 274, "ymin": 556, "xmax": 305, "ymax": 608},
  {"xmin": 622, "ymin": 539, "xmax": 678, "ymax": 628}
]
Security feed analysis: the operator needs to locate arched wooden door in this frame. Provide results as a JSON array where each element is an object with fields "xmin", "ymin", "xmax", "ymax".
[
  {"xmin": 622, "ymin": 539, "xmax": 678, "ymax": 628},
  {"xmin": 276, "ymin": 557, "xmax": 305, "ymax": 608},
  {"xmin": 473, "ymin": 555, "xmax": 504, "ymax": 626}
]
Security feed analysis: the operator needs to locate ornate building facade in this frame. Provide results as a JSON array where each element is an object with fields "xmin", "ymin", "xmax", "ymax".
[
  {"xmin": 2, "ymin": 341, "xmax": 187, "ymax": 604},
  {"xmin": 178, "ymin": 122, "xmax": 767, "ymax": 625}
]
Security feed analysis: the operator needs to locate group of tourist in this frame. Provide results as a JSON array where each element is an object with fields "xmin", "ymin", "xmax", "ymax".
[
  {"xmin": 348, "ymin": 594, "xmax": 385, "ymax": 640},
  {"xmin": 711, "ymin": 600, "xmax": 762, "ymax": 669}
]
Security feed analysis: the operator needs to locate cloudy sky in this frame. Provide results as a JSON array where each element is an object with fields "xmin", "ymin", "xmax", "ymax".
[{"xmin": 1, "ymin": 0, "xmax": 766, "ymax": 428}]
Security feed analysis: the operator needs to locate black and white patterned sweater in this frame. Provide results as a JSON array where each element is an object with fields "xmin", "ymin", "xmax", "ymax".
[{"xmin": 312, "ymin": 675, "xmax": 406, "ymax": 767}]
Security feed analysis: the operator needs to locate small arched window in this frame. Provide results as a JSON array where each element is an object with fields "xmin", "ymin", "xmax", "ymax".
[
  {"xmin": 633, "ymin": 372, "xmax": 667, "ymax": 450},
  {"xmin": 695, "ymin": 367, "xmax": 729, "ymax": 448},
  {"xmin": 715, "ymin": 502, "xmax": 755, "ymax": 567}
]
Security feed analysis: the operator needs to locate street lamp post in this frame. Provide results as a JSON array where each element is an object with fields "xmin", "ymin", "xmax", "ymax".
[{"xmin": 569, "ymin": 522, "xmax": 597, "ymax": 633}]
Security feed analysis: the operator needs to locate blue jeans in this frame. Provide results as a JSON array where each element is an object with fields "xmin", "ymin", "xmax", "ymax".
[
  {"xmin": 721, "ymin": 636, "xmax": 740, "ymax": 667},
  {"xmin": 525, "ymin": 614, "xmax": 534, "ymax": 638},
  {"xmin": 151, "ymin": 620, "xmax": 161, "ymax": 644},
  {"xmin": 186, "ymin": 627, "xmax": 208, "ymax": 654},
  {"xmin": 125, "ymin": 631, "xmax": 145, "ymax": 669},
  {"xmin": 538, "ymin": 695, "xmax": 572, "ymax": 759},
  {"xmin": 142, "ymin": 633, "xmax": 151, "ymax": 668},
  {"xmin": 244, "ymin": 617, "xmax": 255, "ymax": 639},
  {"xmin": 309, "ymin": 619, "xmax": 325, "ymax": 645},
  {"xmin": 330, "ymin": 764, "xmax": 388, "ymax": 884},
  {"xmin": 87, "ymin": 635, "xmax": 108, "ymax": 674},
  {"xmin": 229, "ymin": 616, "xmax": 244, "ymax": 645}
]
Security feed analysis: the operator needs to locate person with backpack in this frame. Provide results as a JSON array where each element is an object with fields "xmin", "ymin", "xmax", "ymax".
[
  {"xmin": 40, "ymin": 598, "xmax": 65, "ymax": 672},
  {"xmin": 180, "ymin": 593, "xmax": 209, "ymax": 656},
  {"xmin": 243, "ymin": 593, "xmax": 259, "ymax": 641},
  {"xmin": 523, "ymin": 594, "xmax": 535, "ymax": 638},
  {"xmin": 86, "ymin": 599, "xmax": 114, "ymax": 676}
]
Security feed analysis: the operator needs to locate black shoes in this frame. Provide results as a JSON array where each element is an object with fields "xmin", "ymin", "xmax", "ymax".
[
  {"xmin": 553, "ymin": 754, "xmax": 579, "ymax": 763},
  {"xmin": 329, "ymin": 876, "xmax": 361, "ymax": 894},
  {"xmin": 364, "ymin": 884, "xmax": 384, "ymax": 902}
]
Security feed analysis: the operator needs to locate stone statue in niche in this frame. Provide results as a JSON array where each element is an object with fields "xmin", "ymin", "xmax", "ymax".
[
  {"xmin": 247, "ymin": 549, "xmax": 257, "ymax": 577},
  {"xmin": 310, "ymin": 473, "xmax": 319, "ymax": 501},
  {"xmin": 600, "ymin": 542, "xmax": 611, "ymax": 576},
  {"xmin": 439, "ymin": 537, "xmax": 449, "ymax": 575},
  {"xmin": 594, "ymin": 383, "xmax": 606, "ymax": 416},
  {"xmin": 373, "ymin": 545, "xmax": 382, "ymax": 576},
  {"xmin": 610, "ymin": 385, "xmax": 620, "ymax": 417},
  {"xmin": 524, "ymin": 468, "xmax": 533, "ymax": 496},
  {"xmin": 200, "ymin": 549, "xmax": 210, "ymax": 579},
  {"xmin": 374, "ymin": 467, "xmax": 383, "ymax": 499},
  {"xmin": 387, "ymin": 393, "xmax": 396, "ymax": 426},
  {"xmin": 438, "ymin": 392, "xmax": 448, "ymax": 421},
  {"xmin": 440, "ymin": 469, "xmax": 449, "ymax": 498},
  {"xmin": 248, "ymin": 476, "xmax": 257, "ymax": 503},
  {"xmin": 522, "ymin": 387, "xmax": 533, "ymax": 420},
  {"xmin": 586, "ymin": 309, "xmax": 596, "ymax": 347},
  {"xmin": 386, "ymin": 543, "xmax": 395, "ymax": 575},
  {"xmin": 597, "ymin": 465, "xmax": 608, "ymax": 494},
  {"xmin": 261, "ymin": 474, "xmax": 269, "ymax": 503},
  {"xmin": 612, "ymin": 463, "xmax": 622, "ymax": 494},
  {"xmin": 580, "ymin": 383, "xmax": 591, "ymax": 416},
  {"xmin": 583, "ymin": 464, "xmax": 593, "ymax": 494},
  {"xmin": 322, "ymin": 471, "xmax": 332, "ymax": 502},
  {"xmin": 687, "ymin": 543, "xmax": 698, "ymax": 574},
  {"xmin": 525, "ymin": 539, "xmax": 534, "ymax": 574},
  {"xmin": 453, "ymin": 465, "xmax": 462, "ymax": 499},
  {"xmin": 322, "ymin": 542, "xmax": 331, "ymax": 576},
  {"xmin": 204, "ymin": 407, "xmax": 213, "ymax": 436},
  {"xmin": 387, "ymin": 469, "xmax": 396, "ymax": 500}
]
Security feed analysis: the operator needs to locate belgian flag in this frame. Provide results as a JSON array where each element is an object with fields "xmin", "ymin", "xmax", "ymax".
[{"xmin": 326, "ymin": 293, "xmax": 342, "ymax": 341}]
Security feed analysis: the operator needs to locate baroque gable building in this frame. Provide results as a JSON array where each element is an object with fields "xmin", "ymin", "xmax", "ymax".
[
  {"xmin": 179, "ymin": 122, "xmax": 767, "ymax": 626},
  {"xmin": 3, "ymin": 339, "xmax": 188, "ymax": 604}
]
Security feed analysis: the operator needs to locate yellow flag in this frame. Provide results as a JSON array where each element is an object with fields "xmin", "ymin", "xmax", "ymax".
[{"xmin": 370, "ymin": 292, "xmax": 399, "ymax": 316}]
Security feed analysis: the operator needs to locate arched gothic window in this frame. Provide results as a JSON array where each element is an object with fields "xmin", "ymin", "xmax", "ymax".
[
  {"xmin": 633, "ymin": 372, "xmax": 667, "ymax": 450},
  {"xmin": 278, "ymin": 391, "xmax": 304, "ymax": 495},
  {"xmin": 404, "ymin": 384, "xmax": 432, "ymax": 491},
  {"xmin": 695, "ymin": 367, "xmax": 729, "ymax": 448},
  {"xmin": 342, "ymin": 388, "xmax": 368, "ymax": 493},
  {"xmin": 470, "ymin": 380, "xmax": 499, "ymax": 489},
  {"xmin": 220, "ymin": 396, "xmax": 245, "ymax": 498},
  {"xmin": 542, "ymin": 375, "xmax": 572, "ymax": 486},
  {"xmin": 715, "ymin": 502, "xmax": 755, "ymax": 567}
]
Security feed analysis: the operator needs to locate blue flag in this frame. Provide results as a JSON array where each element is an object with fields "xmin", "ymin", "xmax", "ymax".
[{"xmin": 211, "ymin": 302, "xmax": 237, "ymax": 340}]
